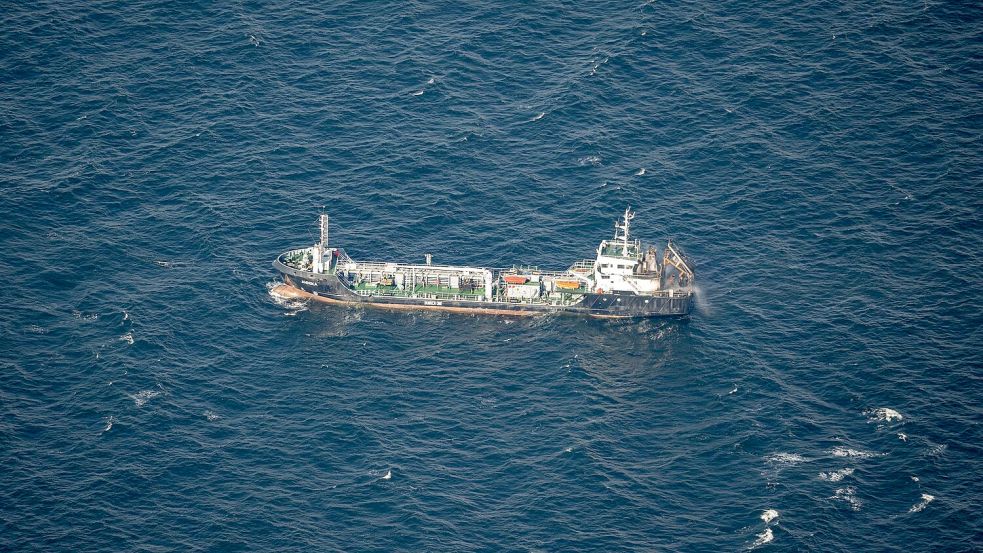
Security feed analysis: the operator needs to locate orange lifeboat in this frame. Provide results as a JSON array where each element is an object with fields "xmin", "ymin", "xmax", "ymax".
[
  {"xmin": 504, "ymin": 275, "xmax": 529, "ymax": 285},
  {"xmin": 555, "ymin": 280, "xmax": 581, "ymax": 290}
]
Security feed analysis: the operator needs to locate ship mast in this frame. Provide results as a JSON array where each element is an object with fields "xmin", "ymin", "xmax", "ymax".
[
  {"xmin": 613, "ymin": 206, "xmax": 634, "ymax": 257},
  {"xmin": 319, "ymin": 212, "xmax": 329, "ymax": 248},
  {"xmin": 313, "ymin": 211, "xmax": 329, "ymax": 273}
]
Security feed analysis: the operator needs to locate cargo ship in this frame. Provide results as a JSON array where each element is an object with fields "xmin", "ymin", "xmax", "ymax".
[{"xmin": 271, "ymin": 208, "xmax": 694, "ymax": 318}]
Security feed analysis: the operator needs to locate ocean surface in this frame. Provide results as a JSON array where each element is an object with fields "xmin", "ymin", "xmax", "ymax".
[{"xmin": 2, "ymin": 1, "xmax": 981, "ymax": 550}]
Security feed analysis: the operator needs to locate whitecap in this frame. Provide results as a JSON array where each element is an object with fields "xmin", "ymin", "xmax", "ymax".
[
  {"xmin": 578, "ymin": 155, "xmax": 601, "ymax": 166},
  {"xmin": 830, "ymin": 487, "xmax": 862, "ymax": 511},
  {"xmin": 103, "ymin": 416, "xmax": 116, "ymax": 432},
  {"xmin": 203, "ymin": 410, "xmax": 220, "ymax": 421},
  {"xmin": 73, "ymin": 310, "xmax": 99, "ymax": 321},
  {"xmin": 898, "ymin": 432, "xmax": 907, "ymax": 442},
  {"xmin": 728, "ymin": 385, "xmax": 738, "ymax": 395},
  {"xmin": 760, "ymin": 509, "xmax": 778, "ymax": 523},
  {"xmin": 864, "ymin": 407, "xmax": 903, "ymax": 423},
  {"xmin": 818, "ymin": 468, "xmax": 854, "ymax": 482},
  {"xmin": 908, "ymin": 493, "xmax": 934, "ymax": 513},
  {"xmin": 412, "ymin": 89, "xmax": 424, "ymax": 96},
  {"xmin": 635, "ymin": 168, "xmax": 646, "ymax": 176},
  {"xmin": 427, "ymin": 77, "xmax": 435, "ymax": 84},
  {"xmin": 119, "ymin": 333, "xmax": 134, "ymax": 345},
  {"xmin": 766, "ymin": 452, "xmax": 805, "ymax": 465},
  {"xmin": 130, "ymin": 389, "xmax": 161, "ymax": 407},
  {"xmin": 829, "ymin": 447, "xmax": 879, "ymax": 459},
  {"xmin": 382, "ymin": 470, "xmax": 392, "ymax": 480},
  {"xmin": 750, "ymin": 528, "xmax": 773, "ymax": 548},
  {"xmin": 530, "ymin": 112, "xmax": 545, "ymax": 122}
]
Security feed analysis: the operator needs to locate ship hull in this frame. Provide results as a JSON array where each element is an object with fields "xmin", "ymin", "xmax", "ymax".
[{"xmin": 273, "ymin": 260, "xmax": 690, "ymax": 318}]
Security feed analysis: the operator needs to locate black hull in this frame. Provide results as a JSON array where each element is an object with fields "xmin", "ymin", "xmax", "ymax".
[{"xmin": 273, "ymin": 260, "xmax": 691, "ymax": 318}]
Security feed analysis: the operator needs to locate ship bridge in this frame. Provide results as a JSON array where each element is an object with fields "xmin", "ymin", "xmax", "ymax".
[{"xmin": 591, "ymin": 207, "xmax": 691, "ymax": 296}]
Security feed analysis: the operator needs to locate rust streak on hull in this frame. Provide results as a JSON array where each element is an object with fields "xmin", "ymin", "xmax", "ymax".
[{"xmin": 272, "ymin": 284, "xmax": 543, "ymax": 317}]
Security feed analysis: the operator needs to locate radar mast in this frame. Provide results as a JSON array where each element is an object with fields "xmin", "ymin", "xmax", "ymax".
[{"xmin": 613, "ymin": 207, "xmax": 635, "ymax": 257}]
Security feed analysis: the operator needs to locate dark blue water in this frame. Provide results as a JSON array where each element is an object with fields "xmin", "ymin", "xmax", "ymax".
[{"xmin": 2, "ymin": 1, "xmax": 981, "ymax": 550}]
